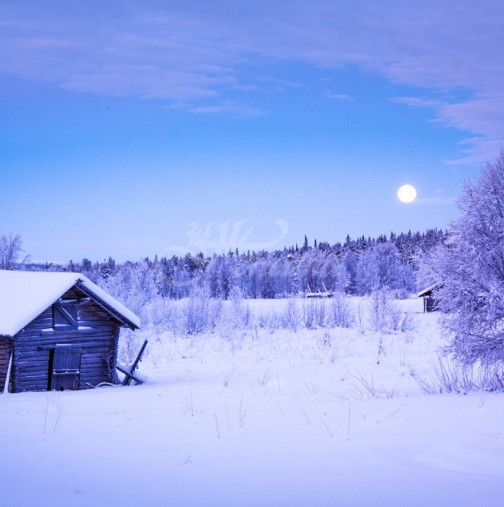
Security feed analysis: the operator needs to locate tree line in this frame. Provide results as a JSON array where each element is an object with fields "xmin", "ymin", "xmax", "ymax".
[{"xmin": 10, "ymin": 228, "xmax": 446, "ymax": 304}]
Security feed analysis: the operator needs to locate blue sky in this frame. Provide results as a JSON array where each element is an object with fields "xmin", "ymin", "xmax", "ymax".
[{"xmin": 1, "ymin": 1, "xmax": 503, "ymax": 263}]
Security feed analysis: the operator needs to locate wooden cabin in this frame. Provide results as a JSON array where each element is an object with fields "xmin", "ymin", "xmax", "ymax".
[
  {"xmin": 0, "ymin": 270, "xmax": 140, "ymax": 393},
  {"xmin": 417, "ymin": 283, "xmax": 442, "ymax": 313}
]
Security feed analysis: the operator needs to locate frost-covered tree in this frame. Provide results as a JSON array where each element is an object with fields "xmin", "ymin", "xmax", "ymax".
[
  {"xmin": 435, "ymin": 151, "xmax": 504, "ymax": 366},
  {"xmin": 271, "ymin": 256, "xmax": 293, "ymax": 297},
  {"xmin": 0, "ymin": 233, "xmax": 24, "ymax": 270},
  {"xmin": 355, "ymin": 243, "xmax": 412, "ymax": 295},
  {"xmin": 206, "ymin": 254, "xmax": 236, "ymax": 299},
  {"xmin": 341, "ymin": 249, "xmax": 359, "ymax": 294},
  {"xmin": 355, "ymin": 249, "xmax": 379, "ymax": 294},
  {"xmin": 298, "ymin": 249, "xmax": 322, "ymax": 293},
  {"xmin": 102, "ymin": 260, "xmax": 159, "ymax": 318},
  {"xmin": 255, "ymin": 258, "xmax": 275, "ymax": 298}
]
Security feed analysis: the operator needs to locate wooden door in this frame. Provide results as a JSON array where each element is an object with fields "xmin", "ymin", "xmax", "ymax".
[{"xmin": 50, "ymin": 345, "xmax": 81, "ymax": 391}]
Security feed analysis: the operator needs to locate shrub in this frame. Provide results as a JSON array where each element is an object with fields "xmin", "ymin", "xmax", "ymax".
[{"xmin": 328, "ymin": 293, "xmax": 354, "ymax": 328}]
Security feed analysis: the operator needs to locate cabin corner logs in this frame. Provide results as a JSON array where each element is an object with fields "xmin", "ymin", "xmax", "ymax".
[{"xmin": 0, "ymin": 279, "xmax": 140, "ymax": 394}]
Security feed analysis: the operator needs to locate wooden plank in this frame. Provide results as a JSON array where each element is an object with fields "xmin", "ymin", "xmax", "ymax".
[
  {"xmin": 116, "ymin": 339, "xmax": 148, "ymax": 386},
  {"xmin": 116, "ymin": 365, "xmax": 143, "ymax": 385}
]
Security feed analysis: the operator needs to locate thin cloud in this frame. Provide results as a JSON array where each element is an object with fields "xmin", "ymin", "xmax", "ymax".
[
  {"xmin": 189, "ymin": 102, "xmax": 265, "ymax": 117},
  {"xmin": 392, "ymin": 94, "xmax": 504, "ymax": 164},
  {"xmin": 391, "ymin": 96, "xmax": 443, "ymax": 109},
  {"xmin": 446, "ymin": 137, "xmax": 504, "ymax": 166},
  {"xmin": 416, "ymin": 194, "xmax": 457, "ymax": 207},
  {"xmin": 325, "ymin": 92, "xmax": 353, "ymax": 101},
  {"xmin": 255, "ymin": 75, "xmax": 306, "ymax": 92}
]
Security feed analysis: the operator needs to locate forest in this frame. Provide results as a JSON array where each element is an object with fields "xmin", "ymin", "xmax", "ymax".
[{"xmin": 22, "ymin": 228, "xmax": 445, "ymax": 300}]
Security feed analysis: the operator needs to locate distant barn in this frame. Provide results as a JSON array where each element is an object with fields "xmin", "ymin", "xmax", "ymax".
[{"xmin": 0, "ymin": 270, "xmax": 140, "ymax": 393}]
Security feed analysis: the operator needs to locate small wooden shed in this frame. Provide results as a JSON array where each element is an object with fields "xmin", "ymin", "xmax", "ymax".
[
  {"xmin": 417, "ymin": 283, "xmax": 442, "ymax": 313},
  {"xmin": 0, "ymin": 270, "xmax": 140, "ymax": 393}
]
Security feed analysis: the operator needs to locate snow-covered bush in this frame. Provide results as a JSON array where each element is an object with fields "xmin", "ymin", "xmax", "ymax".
[
  {"xmin": 328, "ymin": 293, "xmax": 355, "ymax": 328},
  {"xmin": 368, "ymin": 289, "xmax": 401, "ymax": 333},
  {"xmin": 228, "ymin": 288, "xmax": 251, "ymax": 326},
  {"xmin": 216, "ymin": 288, "xmax": 252, "ymax": 342},
  {"xmin": 182, "ymin": 285, "xmax": 222, "ymax": 335},
  {"xmin": 302, "ymin": 300, "xmax": 326, "ymax": 329},
  {"xmin": 281, "ymin": 299, "xmax": 302, "ymax": 332},
  {"xmin": 412, "ymin": 357, "xmax": 504, "ymax": 394}
]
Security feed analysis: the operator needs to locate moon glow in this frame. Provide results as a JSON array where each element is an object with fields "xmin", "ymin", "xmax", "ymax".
[{"xmin": 397, "ymin": 184, "xmax": 417, "ymax": 203}]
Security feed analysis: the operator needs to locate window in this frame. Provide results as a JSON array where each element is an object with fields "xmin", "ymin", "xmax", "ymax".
[{"xmin": 53, "ymin": 300, "xmax": 78, "ymax": 330}]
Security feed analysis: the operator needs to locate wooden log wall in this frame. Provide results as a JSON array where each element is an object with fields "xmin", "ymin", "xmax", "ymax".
[
  {"xmin": 11, "ymin": 287, "xmax": 121, "ymax": 393},
  {"xmin": 423, "ymin": 296, "xmax": 438, "ymax": 313},
  {"xmin": 0, "ymin": 338, "xmax": 12, "ymax": 392}
]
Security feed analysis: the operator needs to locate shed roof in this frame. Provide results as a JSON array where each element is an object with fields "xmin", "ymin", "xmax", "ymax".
[
  {"xmin": 417, "ymin": 282, "xmax": 442, "ymax": 298},
  {"xmin": 0, "ymin": 270, "xmax": 140, "ymax": 336}
]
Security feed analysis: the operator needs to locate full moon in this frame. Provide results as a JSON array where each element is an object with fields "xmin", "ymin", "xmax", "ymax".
[{"xmin": 397, "ymin": 184, "xmax": 417, "ymax": 203}]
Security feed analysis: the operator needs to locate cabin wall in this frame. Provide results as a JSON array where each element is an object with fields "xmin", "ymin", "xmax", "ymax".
[
  {"xmin": 0, "ymin": 337, "xmax": 12, "ymax": 392},
  {"xmin": 423, "ymin": 296, "xmax": 438, "ymax": 312},
  {"xmin": 11, "ymin": 288, "xmax": 121, "ymax": 393}
]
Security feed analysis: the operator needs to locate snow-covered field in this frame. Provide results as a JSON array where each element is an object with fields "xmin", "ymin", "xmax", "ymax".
[{"xmin": 1, "ymin": 297, "xmax": 504, "ymax": 507}]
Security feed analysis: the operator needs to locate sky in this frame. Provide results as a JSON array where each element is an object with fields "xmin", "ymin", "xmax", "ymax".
[{"xmin": 1, "ymin": 0, "xmax": 503, "ymax": 263}]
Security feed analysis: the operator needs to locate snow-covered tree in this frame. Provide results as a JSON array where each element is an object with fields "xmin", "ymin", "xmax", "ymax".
[
  {"xmin": 102, "ymin": 260, "xmax": 159, "ymax": 318},
  {"xmin": 206, "ymin": 254, "xmax": 236, "ymax": 299},
  {"xmin": 0, "ymin": 233, "xmax": 24, "ymax": 269},
  {"xmin": 434, "ymin": 151, "xmax": 504, "ymax": 366},
  {"xmin": 355, "ymin": 249, "xmax": 379, "ymax": 294},
  {"xmin": 255, "ymin": 258, "xmax": 275, "ymax": 299},
  {"xmin": 271, "ymin": 256, "xmax": 293, "ymax": 297},
  {"xmin": 341, "ymin": 249, "xmax": 359, "ymax": 294}
]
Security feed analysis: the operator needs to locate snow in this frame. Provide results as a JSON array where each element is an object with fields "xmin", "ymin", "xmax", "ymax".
[
  {"xmin": 1, "ymin": 297, "xmax": 504, "ymax": 506},
  {"xmin": 417, "ymin": 282, "xmax": 440, "ymax": 297},
  {"xmin": 0, "ymin": 270, "xmax": 140, "ymax": 336},
  {"xmin": 79, "ymin": 275, "xmax": 140, "ymax": 329},
  {"xmin": 0, "ymin": 270, "xmax": 78, "ymax": 336}
]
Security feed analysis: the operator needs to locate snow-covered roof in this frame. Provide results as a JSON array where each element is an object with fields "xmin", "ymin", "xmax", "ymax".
[
  {"xmin": 0, "ymin": 270, "xmax": 140, "ymax": 336},
  {"xmin": 417, "ymin": 283, "xmax": 442, "ymax": 298}
]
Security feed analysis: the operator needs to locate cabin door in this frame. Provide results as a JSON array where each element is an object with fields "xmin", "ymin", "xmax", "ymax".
[{"xmin": 50, "ymin": 345, "xmax": 81, "ymax": 391}]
